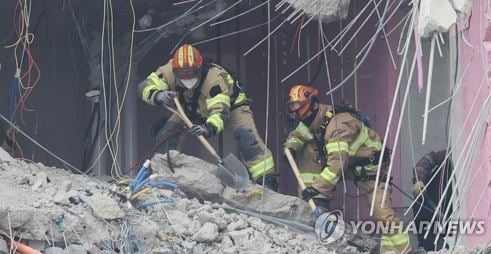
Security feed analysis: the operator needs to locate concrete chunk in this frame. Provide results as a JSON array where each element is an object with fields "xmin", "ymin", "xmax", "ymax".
[
  {"xmin": 0, "ymin": 148, "xmax": 12, "ymax": 162},
  {"xmin": 0, "ymin": 237, "xmax": 7, "ymax": 254},
  {"xmin": 152, "ymin": 152, "xmax": 314, "ymax": 225},
  {"xmin": 449, "ymin": 0, "xmax": 473, "ymax": 16},
  {"xmin": 191, "ymin": 222, "xmax": 219, "ymax": 242},
  {"xmin": 31, "ymin": 172, "xmax": 48, "ymax": 191},
  {"xmin": 66, "ymin": 244, "xmax": 88, "ymax": 254},
  {"xmin": 44, "ymin": 247, "xmax": 64, "ymax": 254},
  {"xmin": 86, "ymin": 193, "xmax": 125, "ymax": 220},
  {"xmin": 152, "ymin": 152, "xmax": 225, "ymax": 201},
  {"xmin": 227, "ymin": 219, "xmax": 248, "ymax": 232},
  {"xmin": 227, "ymin": 228, "xmax": 252, "ymax": 243},
  {"xmin": 419, "ymin": 0, "xmax": 457, "ymax": 38}
]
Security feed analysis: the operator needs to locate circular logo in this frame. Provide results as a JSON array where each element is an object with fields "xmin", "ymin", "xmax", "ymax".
[{"xmin": 314, "ymin": 210, "xmax": 346, "ymax": 244}]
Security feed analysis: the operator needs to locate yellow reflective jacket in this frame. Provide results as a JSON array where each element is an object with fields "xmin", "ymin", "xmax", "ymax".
[
  {"xmin": 285, "ymin": 104, "xmax": 383, "ymax": 189},
  {"xmin": 138, "ymin": 60, "xmax": 247, "ymax": 133}
]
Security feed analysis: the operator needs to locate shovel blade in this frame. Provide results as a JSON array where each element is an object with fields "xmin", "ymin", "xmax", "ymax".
[{"xmin": 215, "ymin": 153, "xmax": 249, "ymax": 190}]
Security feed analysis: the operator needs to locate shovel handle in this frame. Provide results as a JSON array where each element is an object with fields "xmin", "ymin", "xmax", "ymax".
[
  {"xmin": 284, "ymin": 148, "xmax": 317, "ymax": 211},
  {"xmin": 173, "ymin": 97, "xmax": 222, "ymax": 162}
]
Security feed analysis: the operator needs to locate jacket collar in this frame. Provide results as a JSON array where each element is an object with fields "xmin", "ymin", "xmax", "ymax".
[{"xmin": 307, "ymin": 104, "xmax": 333, "ymax": 131}]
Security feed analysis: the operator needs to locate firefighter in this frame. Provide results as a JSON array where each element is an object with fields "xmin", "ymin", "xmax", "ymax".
[
  {"xmin": 284, "ymin": 84, "xmax": 410, "ymax": 253},
  {"xmin": 137, "ymin": 44, "xmax": 277, "ymax": 189},
  {"xmin": 412, "ymin": 150, "xmax": 453, "ymax": 251}
]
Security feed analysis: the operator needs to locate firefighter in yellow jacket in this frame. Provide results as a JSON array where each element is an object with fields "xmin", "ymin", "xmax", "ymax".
[
  {"xmin": 284, "ymin": 85, "xmax": 410, "ymax": 253},
  {"xmin": 138, "ymin": 44, "xmax": 277, "ymax": 189}
]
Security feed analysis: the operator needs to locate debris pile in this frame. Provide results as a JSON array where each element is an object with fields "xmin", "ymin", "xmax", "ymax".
[{"xmin": 0, "ymin": 148, "xmax": 360, "ymax": 253}]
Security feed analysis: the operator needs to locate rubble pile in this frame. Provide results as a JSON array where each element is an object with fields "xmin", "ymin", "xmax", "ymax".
[{"xmin": 0, "ymin": 148, "xmax": 359, "ymax": 253}]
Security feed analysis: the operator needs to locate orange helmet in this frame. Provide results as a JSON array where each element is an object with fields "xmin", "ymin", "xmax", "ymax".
[
  {"xmin": 288, "ymin": 85, "xmax": 319, "ymax": 119},
  {"xmin": 172, "ymin": 44, "xmax": 203, "ymax": 82}
]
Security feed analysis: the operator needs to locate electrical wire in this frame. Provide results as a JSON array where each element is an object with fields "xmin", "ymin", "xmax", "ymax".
[
  {"xmin": 210, "ymin": 0, "xmax": 269, "ymax": 27},
  {"xmin": 380, "ymin": 47, "xmax": 418, "ymax": 208},
  {"xmin": 193, "ymin": 13, "xmax": 282, "ymax": 46},
  {"xmin": 260, "ymin": 0, "xmax": 272, "ymax": 204},
  {"xmin": 421, "ymin": 34, "xmax": 436, "ymax": 145},
  {"xmin": 0, "ymin": 112, "xmax": 82, "ymax": 174},
  {"xmin": 191, "ymin": 0, "xmax": 243, "ymax": 32},
  {"xmin": 133, "ymin": 0, "xmax": 204, "ymax": 33},
  {"xmin": 370, "ymin": 3, "xmax": 414, "ymax": 216},
  {"xmin": 85, "ymin": 0, "xmax": 136, "ymax": 177},
  {"xmin": 319, "ymin": 18, "xmax": 347, "ymax": 197}
]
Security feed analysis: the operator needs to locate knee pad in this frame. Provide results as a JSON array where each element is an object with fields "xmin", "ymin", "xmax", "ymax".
[{"xmin": 233, "ymin": 126, "xmax": 264, "ymax": 161}]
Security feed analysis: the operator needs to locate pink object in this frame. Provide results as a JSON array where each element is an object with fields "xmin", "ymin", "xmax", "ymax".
[{"xmin": 459, "ymin": 0, "xmax": 491, "ymax": 247}]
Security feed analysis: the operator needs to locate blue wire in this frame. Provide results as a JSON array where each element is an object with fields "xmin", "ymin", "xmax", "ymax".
[
  {"xmin": 136, "ymin": 198, "xmax": 174, "ymax": 209},
  {"xmin": 149, "ymin": 180, "xmax": 178, "ymax": 190}
]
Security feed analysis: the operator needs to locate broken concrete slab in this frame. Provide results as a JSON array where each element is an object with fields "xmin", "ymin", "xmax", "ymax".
[
  {"xmin": 419, "ymin": 0, "xmax": 457, "ymax": 38},
  {"xmin": 53, "ymin": 190, "xmax": 79, "ymax": 205},
  {"xmin": 31, "ymin": 171, "xmax": 48, "ymax": 191},
  {"xmin": 44, "ymin": 247, "xmax": 64, "ymax": 254},
  {"xmin": 0, "ymin": 237, "xmax": 7, "ymax": 254},
  {"xmin": 0, "ymin": 149, "xmax": 378, "ymax": 253},
  {"xmin": 152, "ymin": 151, "xmax": 314, "ymax": 225},
  {"xmin": 449, "ymin": 0, "xmax": 473, "ymax": 16},
  {"xmin": 65, "ymin": 244, "xmax": 89, "ymax": 254},
  {"xmin": 191, "ymin": 222, "xmax": 219, "ymax": 242},
  {"xmin": 152, "ymin": 151, "xmax": 224, "ymax": 201},
  {"xmin": 0, "ymin": 147, "xmax": 12, "ymax": 162},
  {"xmin": 226, "ymin": 219, "xmax": 248, "ymax": 231},
  {"xmin": 84, "ymin": 193, "xmax": 125, "ymax": 220}
]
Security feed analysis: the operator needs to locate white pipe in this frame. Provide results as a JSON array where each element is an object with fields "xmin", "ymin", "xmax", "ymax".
[
  {"xmin": 369, "ymin": 7, "xmax": 415, "ymax": 216},
  {"xmin": 421, "ymin": 35, "xmax": 436, "ymax": 145},
  {"xmin": 381, "ymin": 50, "xmax": 418, "ymax": 207},
  {"xmin": 421, "ymin": 95, "xmax": 490, "ymax": 239}
]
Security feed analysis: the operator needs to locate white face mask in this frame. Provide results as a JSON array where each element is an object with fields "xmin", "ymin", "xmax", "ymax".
[{"xmin": 180, "ymin": 78, "xmax": 199, "ymax": 89}]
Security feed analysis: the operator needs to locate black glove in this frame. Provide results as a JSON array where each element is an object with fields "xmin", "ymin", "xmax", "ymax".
[
  {"xmin": 302, "ymin": 186, "xmax": 320, "ymax": 201},
  {"xmin": 154, "ymin": 90, "xmax": 176, "ymax": 106},
  {"xmin": 189, "ymin": 124, "xmax": 217, "ymax": 138}
]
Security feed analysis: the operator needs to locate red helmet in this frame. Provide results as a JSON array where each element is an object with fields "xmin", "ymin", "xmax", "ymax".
[
  {"xmin": 172, "ymin": 44, "xmax": 203, "ymax": 81},
  {"xmin": 288, "ymin": 84, "xmax": 319, "ymax": 119}
]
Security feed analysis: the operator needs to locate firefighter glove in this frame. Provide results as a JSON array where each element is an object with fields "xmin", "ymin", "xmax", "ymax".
[
  {"xmin": 189, "ymin": 124, "xmax": 216, "ymax": 138},
  {"xmin": 302, "ymin": 186, "xmax": 320, "ymax": 201},
  {"xmin": 413, "ymin": 181, "xmax": 425, "ymax": 197},
  {"xmin": 155, "ymin": 90, "xmax": 176, "ymax": 106}
]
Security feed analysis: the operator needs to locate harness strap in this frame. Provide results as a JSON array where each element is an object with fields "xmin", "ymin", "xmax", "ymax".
[
  {"xmin": 352, "ymin": 147, "xmax": 392, "ymax": 182},
  {"xmin": 176, "ymin": 61, "xmax": 211, "ymax": 122}
]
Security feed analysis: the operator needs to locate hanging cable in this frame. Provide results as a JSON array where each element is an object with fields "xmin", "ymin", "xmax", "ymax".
[{"xmin": 0, "ymin": 112, "xmax": 82, "ymax": 173}]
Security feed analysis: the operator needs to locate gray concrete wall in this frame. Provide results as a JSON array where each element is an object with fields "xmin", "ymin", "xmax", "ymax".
[{"xmin": 399, "ymin": 34, "xmax": 454, "ymax": 207}]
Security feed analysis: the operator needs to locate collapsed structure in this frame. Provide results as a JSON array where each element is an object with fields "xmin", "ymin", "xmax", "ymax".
[
  {"xmin": 0, "ymin": 0, "xmax": 491, "ymax": 252},
  {"xmin": 0, "ymin": 148, "xmax": 378, "ymax": 253}
]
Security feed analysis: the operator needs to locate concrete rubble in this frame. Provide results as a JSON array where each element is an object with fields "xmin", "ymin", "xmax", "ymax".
[
  {"xmin": 0, "ymin": 147, "xmax": 486, "ymax": 253},
  {"xmin": 152, "ymin": 151, "xmax": 315, "ymax": 225},
  {"xmin": 0, "ymin": 147, "xmax": 363, "ymax": 253},
  {"xmin": 418, "ymin": 0, "xmax": 457, "ymax": 38},
  {"xmin": 449, "ymin": 0, "xmax": 474, "ymax": 16}
]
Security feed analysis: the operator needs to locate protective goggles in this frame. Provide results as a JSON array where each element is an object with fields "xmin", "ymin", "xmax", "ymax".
[{"xmin": 173, "ymin": 67, "xmax": 200, "ymax": 80}]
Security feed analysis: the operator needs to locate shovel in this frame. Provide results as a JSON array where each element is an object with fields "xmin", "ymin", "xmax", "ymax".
[
  {"xmin": 284, "ymin": 147, "xmax": 346, "ymax": 244},
  {"xmin": 172, "ymin": 97, "xmax": 249, "ymax": 189}
]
